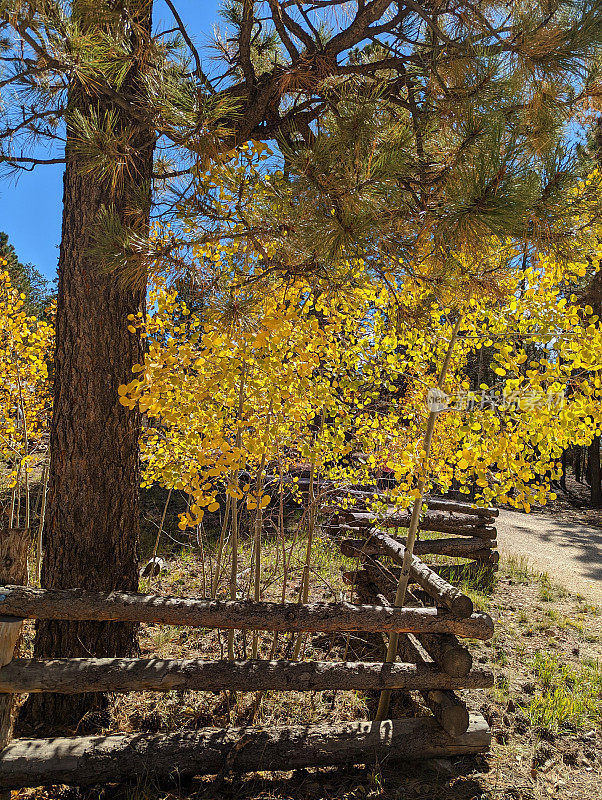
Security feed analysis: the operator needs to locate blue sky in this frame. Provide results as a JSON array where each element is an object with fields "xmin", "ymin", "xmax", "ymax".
[{"xmin": 0, "ymin": 1, "xmax": 222, "ymax": 281}]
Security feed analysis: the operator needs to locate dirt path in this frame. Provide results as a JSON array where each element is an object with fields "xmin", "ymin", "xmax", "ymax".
[{"xmin": 496, "ymin": 509, "xmax": 602, "ymax": 605}]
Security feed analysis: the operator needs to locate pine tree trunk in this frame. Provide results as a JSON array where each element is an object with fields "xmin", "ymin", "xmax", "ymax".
[
  {"xmin": 575, "ymin": 446, "xmax": 582, "ymax": 483},
  {"xmin": 19, "ymin": 1, "xmax": 155, "ymax": 732},
  {"xmin": 590, "ymin": 436, "xmax": 601, "ymax": 508}
]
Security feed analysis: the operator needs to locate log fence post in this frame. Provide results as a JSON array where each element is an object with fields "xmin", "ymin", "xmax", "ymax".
[{"xmin": 0, "ymin": 526, "xmax": 29, "ymax": 800}]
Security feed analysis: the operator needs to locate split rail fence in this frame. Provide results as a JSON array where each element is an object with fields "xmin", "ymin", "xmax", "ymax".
[
  {"xmin": 0, "ymin": 523, "xmax": 494, "ymax": 790},
  {"xmin": 273, "ymin": 476, "xmax": 499, "ymax": 571},
  {"xmin": 329, "ymin": 490, "xmax": 499, "ymax": 575}
]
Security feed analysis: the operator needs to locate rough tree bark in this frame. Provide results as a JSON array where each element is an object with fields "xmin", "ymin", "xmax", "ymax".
[
  {"xmin": 20, "ymin": 0, "xmax": 155, "ymax": 731},
  {"xmin": 589, "ymin": 437, "xmax": 601, "ymax": 507},
  {"xmin": 0, "ymin": 716, "xmax": 491, "ymax": 789},
  {"xmin": 586, "ymin": 119, "xmax": 602, "ymax": 508},
  {"xmin": 0, "ymin": 586, "xmax": 494, "ymax": 640}
]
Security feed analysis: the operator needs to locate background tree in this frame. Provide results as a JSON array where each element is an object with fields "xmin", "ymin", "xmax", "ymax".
[
  {"xmin": 0, "ymin": 232, "xmax": 49, "ymax": 316},
  {"xmin": 579, "ymin": 118, "xmax": 602, "ymax": 506}
]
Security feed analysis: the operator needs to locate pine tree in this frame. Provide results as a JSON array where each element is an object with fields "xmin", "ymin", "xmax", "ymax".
[{"xmin": 2, "ymin": 1, "xmax": 602, "ymax": 730}]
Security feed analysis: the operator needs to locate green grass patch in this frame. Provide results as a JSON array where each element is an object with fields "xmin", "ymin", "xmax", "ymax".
[
  {"xmin": 537, "ymin": 575, "xmax": 568, "ymax": 602},
  {"xmin": 520, "ymin": 651, "xmax": 602, "ymax": 733},
  {"xmin": 503, "ymin": 554, "xmax": 531, "ymax": 584},
  {"xmin": 444, "ymin": 563, "xmax": 497, "ymax": 611}
]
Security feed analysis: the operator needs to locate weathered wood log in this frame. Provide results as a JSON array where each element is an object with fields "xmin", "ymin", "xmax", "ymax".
[
  {"xmin": 407, "ymin": 537, "xmax": 497, "ymax": 558},
  {"xmin": 422, "ymin": 689, "xmax": 471, "ymax": 738},
  {"xmin": 342, "ymin": 569, "xmax": 368, "ymax": 586},
  {"xmin": 342, "ymin": 537, "xmax": 496, "ymax": 559},
  {"xmin": 0, "ymin": 528, "xmax": 28, "ymax": 750},
  {"xmin": 0, "ymin": 657, "xmax": 493, "ymax": 695},
  {"xmin": 340, "ymin": 510, "xmax": 497, "ymax": 538},
  {"xmin": 345, "ymin": 553, "xmax": 496, "ymax": 604},
  {"xmin": 354, "ymin": 580, "xmax": 393, "ymax": 620},
  {"xmin": 0, "ymin": 586, "xmax": 494, "ymax": 639},
  {"xmin": 356, "ymin": 578, "xmax": 474, "ymax": 737},
  {"xmin": 362, "ymin": 560, "xmax": 419, "ymax": 600},
  {"xmin": 354, "ymin": 562, "xmax": 466, "ymax": 736},
  {"xmin": 358, "ymin": 561, "xmax": 420, "ymax": 609},
  {"xmin": 422, "ymin": 498, "xmax": 498, "ymax": 518},
  {"xmin": 359, "ymin": 561, "xmax": 494, "ymax": 584},
  {"xmin": 362, "ymin": 562, "xmax": 418, "ymax": 607},
  {"xmin": 337, "ymin": 522, "xmax": 497, "ymax": 539},
  {"xmin": 358, "ymin": 563, "xmax": 474, "ymax": 680},
  {"xmin": 353, "ymin": 581, "xmax": 417, "ymax": 715},
  {"xmin": 355, "ymin": 580, "xmax": 462, "ymax": 730},
  {"xmin": 417, "ymin": 633, "xmax": 473, "ymax": 679},
  {"xmin": 340, "ymin": 534, "xmax": 474, "ymax": 619},
  {"xmin": 0, "ymin": 715, "xmax": 491, "ymax": 789},
  {"xmin": 342, "ymin": 538, "xmax": 405, "ymax": 557},
  {"xmin": 356, "ymin": 562, "xmax": 474, "ymax": 678},
  {"xmin": 395, "ymin": 635, "xmax": 470, "ymax": 737},
  {"xmin": 472, "ymin": 549, "xmax": 500, "ymax": 564}
]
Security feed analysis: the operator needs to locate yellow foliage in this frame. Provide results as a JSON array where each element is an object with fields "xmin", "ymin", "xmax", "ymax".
[
  {"xmin": 0, "ymin": 270, "xmax": 54, "ymax": 488},
  {"xmin": 119, "ymin": 160, "xmax": 602, "ymax": 519}
]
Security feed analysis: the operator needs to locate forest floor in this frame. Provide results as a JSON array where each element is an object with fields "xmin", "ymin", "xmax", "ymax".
[{"xmin": 15, "ymin": 513, "xmax": 601, "ymax": 800}]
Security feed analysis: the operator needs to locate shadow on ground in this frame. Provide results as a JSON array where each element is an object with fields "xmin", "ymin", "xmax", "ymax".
[
  {"xmin": 497, "ymin": 510, "xmax": 602, "ymax": 602},
  {"xmin": 80, "ymin": 757, "xmax": 493, "ymax": 800}
]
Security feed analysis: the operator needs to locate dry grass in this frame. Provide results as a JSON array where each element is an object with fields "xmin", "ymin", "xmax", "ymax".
[{"xmin": 109, "ymin": 514, "xmax": 368, "ymax": 734}]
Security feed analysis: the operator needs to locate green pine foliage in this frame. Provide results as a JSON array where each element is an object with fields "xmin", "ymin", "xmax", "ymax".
[{"xmin": 3, "ymin": 2, "xmax": 602, "ymax": 285}]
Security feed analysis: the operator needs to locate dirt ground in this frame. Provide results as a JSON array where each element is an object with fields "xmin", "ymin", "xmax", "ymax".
[{"xmin": 496, "ymin": 508, "xmax": 602, "ymax": 604}]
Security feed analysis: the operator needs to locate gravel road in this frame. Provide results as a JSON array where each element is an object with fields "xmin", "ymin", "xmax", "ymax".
[{"xmin": 496, "ymin": 509, "xmax": 602, "ymax": 605}]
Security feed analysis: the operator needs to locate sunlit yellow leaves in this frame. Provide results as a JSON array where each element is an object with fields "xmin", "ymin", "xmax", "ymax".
[
  {"xmin": 0, "ymin": 271, "xmax": 54, "ymax": 490},
  {"xmin": 114, "ymin": 169, "xmax": 602, "ymax": 520}
]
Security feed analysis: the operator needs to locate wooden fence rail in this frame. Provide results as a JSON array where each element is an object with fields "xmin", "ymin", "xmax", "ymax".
[
  {"xmin": 344, "ymin": 567, "xmax": 474, "ymax": 678},
  {"xmin": 327, "ymin": 487, "xmax": 499, "ymax": 573},
  {"xmin": 338, "ymin": 509, "xmax": 497, "ymax": 538},
  {"xmin": 340, "ymin": 532, "xmax": 475, "ymax": 617},
  {"xmin": 341, "ymin": 535, "xmax": 497, "ymax": 559},
  {"xmin": 0, "ymin": 585, "xmax": 492, "ymax": 637},
  {"xmin": 0, "ymin": 716, "xmax": 491, "ymax": 790},
  {"xmin": 350, "ymin": 557, "xmax": 478, "ymax": 738},
  {"xmin": 353, "ymin": 579, "xmax": 471, "ymax": 737},
  {"xmin": 0, "ymin": 523, "xmax": 495, "ymax": 790},
  {"xmin": 0, "ymin": 657, "xmax": 493, "ymax": 694}
]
